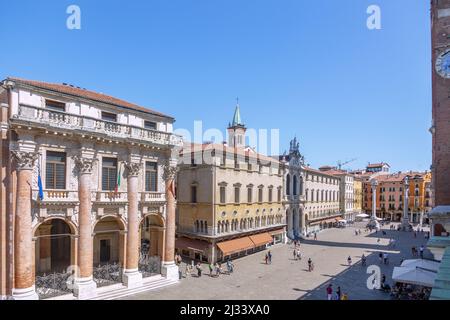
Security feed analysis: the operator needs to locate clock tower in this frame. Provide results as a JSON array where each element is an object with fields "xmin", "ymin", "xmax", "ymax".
[{"xmin": 430, "ymin": 0, "xmax": 450, "ymax": 234}]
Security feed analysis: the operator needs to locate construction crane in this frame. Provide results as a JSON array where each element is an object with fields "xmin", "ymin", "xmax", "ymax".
[{"xmin": 337, "ymin": 158, "xmax": 357, "ymax": 171}]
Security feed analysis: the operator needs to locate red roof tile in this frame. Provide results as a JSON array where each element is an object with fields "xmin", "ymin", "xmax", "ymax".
[{"xmin": 7, "ymin": 77, "xmax": 174, "ymax": 120}]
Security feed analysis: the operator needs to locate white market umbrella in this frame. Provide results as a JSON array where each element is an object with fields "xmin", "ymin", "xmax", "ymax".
[
  {"xmin": 392, "ymin": 266, "xmax": 437, "ymax": 287},
  {"xmin": 400, "ymin": 259, "xmax": 440, "ymax": 272},
  {"xmin": 356, "ymin": 213, "xmax": 369, "ymax": 218}
]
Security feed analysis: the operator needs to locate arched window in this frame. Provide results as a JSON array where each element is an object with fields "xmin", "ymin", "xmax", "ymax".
[
  {"xmin": 286, "ymin": 174, "xmax": 291, "ymax": 195},
  {"xmin": 299, "ymin": 177, "xmax": 304, "ymax": 196},
  {"xmin": 293, "ymin": 175, "xmax": 298, "ymax": 195}
]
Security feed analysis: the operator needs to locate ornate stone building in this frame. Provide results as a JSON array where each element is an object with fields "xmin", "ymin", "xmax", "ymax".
[
  {"xmin": 279, "ymin": 137, "xmax": 305, "ymax": 238},
  {"xmin": 0, "ymin": 78, "xmax": 182, "ymax": 299},
  {"xmin": 303, "ymin": 167, "xmax": 341, "ymax": 235},
  {"xmin": 175, "ymin": 105, "xmax": 286, "ymax": 263}
]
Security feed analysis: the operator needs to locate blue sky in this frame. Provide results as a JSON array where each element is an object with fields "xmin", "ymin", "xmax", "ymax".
[{"xmin": 0, "ymin": 0, "xmax": 431, "ymax": 172}]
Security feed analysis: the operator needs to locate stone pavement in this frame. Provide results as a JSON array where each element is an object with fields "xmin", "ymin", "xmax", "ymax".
[{"xmin": 120, "ymin": 223, "xmax": 431, "ymax": 300}]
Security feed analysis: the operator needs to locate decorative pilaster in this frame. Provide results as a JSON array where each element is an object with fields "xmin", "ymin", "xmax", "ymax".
[
  {"xmin": 122, "ymin": 161, "xmax": 142, "ymax": 288},
  {"xmin": 161, "ymin": 161, "xmax": 179, "ymax": 281},
  {"xmin": 11, "ymin": 151, "xmax": 39, "ymax": 300},
  {"xmin": 72, "ymin": 156, "xmax": 97, "ymax": 299}
]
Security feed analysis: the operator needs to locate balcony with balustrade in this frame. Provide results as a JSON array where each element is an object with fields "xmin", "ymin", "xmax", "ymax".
[{"xmin": 11, "ymin": 104, "xmax": 183, "ymax": 147}]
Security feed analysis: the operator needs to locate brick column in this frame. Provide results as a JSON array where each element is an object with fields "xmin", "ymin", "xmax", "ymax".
[
  {"xmin": 11, "ymin": 151, "xmax": 39, "ymax": 300},
  {"xmin": 122, "ymin": 162, "xmax": 142, "ymax": 288},
  {"xmin": 72, "ymin": 156, "xmax": 97, "ymax": 299},
  {"xmin": 161, "ymin": 161, "xmax": 178, "ymax": 281}
]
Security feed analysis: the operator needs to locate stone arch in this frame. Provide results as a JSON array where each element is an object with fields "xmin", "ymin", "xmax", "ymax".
[
  {"xmin": 140, "ymin": 214, "xmax": 165, "ymax": 260},
  {"xmin": 93, "ymin": 216, "xmax": 126, "ymax": 267},
  {"xmin": 34, "ymin": 218, "xmax": 76, "ymax": 275}
]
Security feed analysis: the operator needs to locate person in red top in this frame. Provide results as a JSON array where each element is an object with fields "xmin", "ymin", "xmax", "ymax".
[{"xmin": 326, "ymin": 284, "xmax": 333, "ymax": 300}]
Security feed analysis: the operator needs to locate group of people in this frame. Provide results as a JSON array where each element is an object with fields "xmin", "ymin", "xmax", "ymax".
[
  {"xmin": 411, "ymin": 245, "xmax": 425, "ymax": 259},
  {"xmin": 264, "ymin": 251, "xmax": 273, "ymax": 264},
  {"xmin": 326, "ymin": 284, "xmax": 348, "ymax": 300},
  {"xmin": 378, "ymin": 252, "xmax": 390, "ymax": 265},
  {"xmin": 186, "ymin": 259, "xmax": 235, "ymax": 278},
  {"xmin": 354, "ymin": 229, "xmax": 362, "ymax": 236}
]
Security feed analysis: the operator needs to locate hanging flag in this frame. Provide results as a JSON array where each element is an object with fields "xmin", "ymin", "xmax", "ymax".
[
  {"xmin": 37, "ymin": 157, "xmax": 44, "ymax": 201},
  {"xmin": 115, "ymin": 162, "xmax": 121, "ymax": 193}
]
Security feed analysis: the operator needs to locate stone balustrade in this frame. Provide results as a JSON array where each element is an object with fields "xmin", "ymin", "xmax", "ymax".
[
  {"xmin": 140, "ymin": 192, "xmax": 166, "ymax": 202},
  {"xmin": 92, "ymin": 191, "xmax": 128, "ymax": 203},
  {"xmin": 13, "ymin": 105, "xmax": 183, "ymax": 147}
]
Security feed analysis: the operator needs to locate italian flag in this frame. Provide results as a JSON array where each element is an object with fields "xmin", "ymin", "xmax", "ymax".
[{"xmin": 115, "ymin": 163, "xmax": 122, "ymax": 193}]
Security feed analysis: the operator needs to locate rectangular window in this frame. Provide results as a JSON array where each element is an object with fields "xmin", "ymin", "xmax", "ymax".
[
  {"xmin": 102, "ymin": 157, "xmax": 117, "ymax": 191},
  {"xmin": 45, "ymin": 151, "xmax": 66, "ymax": 189},
  {"xmin": 220, "ymin": 186, "xmax": 226, "ymax": 204},
  {"xmin": 234, "ymin": 187, "xmax": 240, "ymax": 203},
  {"xmin": 45, "ymin": 100, "xmax": 65, "ymax": 112},
  {"xmin": 268, "ymin": 188, "xmax": 273, "ymax": 203},
  {"xmin": 101, "ymin": 111, "xmax": 117, "ymax": 122},
  {"xmin": 277, "ymin": 188, "xmax": 281, "ymax": 202},
  {"xmin": 144, "ymin": 121, "xmax": 157, "ymax": 130},
  {"xmin": 145, "ymin": 162, "xmax": 158, "ymax": 192},
  {"xmin": 191, "ymin": 186, "xmax": 197, "ymax": 203},
  {"xmin": 258, "ymin": 188, "xmax": 263, "ymax": 203},
  {"xmin": 247, "ymin": 188, "xmax": 252, "ymax": 203}
]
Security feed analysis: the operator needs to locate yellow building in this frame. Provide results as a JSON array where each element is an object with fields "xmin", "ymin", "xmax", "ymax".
[
  {"xmin": 353, "ymin": 177, "xmax": 363, "ymax": 215},
  {"xmin": 175, "ymin": 105, "xmax": 286, "ymax": 263}
]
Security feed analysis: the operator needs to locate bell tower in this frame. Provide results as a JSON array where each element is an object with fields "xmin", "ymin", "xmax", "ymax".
[{"xmin": 227, "ymin": 99, "xmax": 246, "ymax": 148}]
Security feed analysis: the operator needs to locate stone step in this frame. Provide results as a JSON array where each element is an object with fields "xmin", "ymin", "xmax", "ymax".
[{"xmin": 90, "ymin": 277, "xmax": 178, "ymax": 300}]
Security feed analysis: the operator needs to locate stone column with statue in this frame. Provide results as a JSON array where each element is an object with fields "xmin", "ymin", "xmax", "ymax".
[
  {"xmin": 368, "ymin": 179, "xmax": 380, "ymax": 230},
  {"xmin": 161, "ymin": 159, "xmax": 179, "ymax": 281},
  {"xmin": 401, "ymin": 176, "xmax": 412, "ymax": 231},
  {"xmin": 11, "ymin": 150, "xmax": 39, "ymax": 300}
]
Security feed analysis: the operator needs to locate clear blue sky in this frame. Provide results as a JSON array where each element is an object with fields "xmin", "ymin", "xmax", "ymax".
[{"xmin": 0, "ymin": 0, "xmax": 431, "ymax": 172}]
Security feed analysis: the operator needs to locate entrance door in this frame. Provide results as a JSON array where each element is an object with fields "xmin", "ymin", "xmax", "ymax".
[{"xmin": 100, "ymin": 239, "xmax": 111, "ymax": 263}]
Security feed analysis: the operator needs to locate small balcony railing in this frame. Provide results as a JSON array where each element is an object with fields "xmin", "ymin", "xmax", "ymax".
[
  {"xmin": 93, "ymin": 191, "xmax": 128, "ymax": 202},
  {"xmin": 140, "ymin": 192, "xmax": 166, "ymax": 202},
  {"xmin": 13, "ymin": 104, "xmax": 183, "ymax": 147},
  {"xmin": 33, "ymin": 189, "xmax": 78, "ymax": 203}
]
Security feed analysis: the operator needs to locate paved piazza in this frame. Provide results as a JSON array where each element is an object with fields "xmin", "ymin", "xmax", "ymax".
[{"xmin": 122, "ymin": 223, "xmax": 431, "ymax": 300}]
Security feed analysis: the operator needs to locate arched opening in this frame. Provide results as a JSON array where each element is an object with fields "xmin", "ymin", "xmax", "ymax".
[
  {"xmin": 34, "ymin": 218, "xmax": 76, "ymax": 299},
  {"xmin": 93, "ymin": 216, "xmax": 126, "ymax": 269},
  {"xmin": 34, "ymin": 219, "xmax": 74, "ymax": 275},
  {"xmin": 286, "ymin": 174, "xmax": 291, "ymax": 195},
  {"xmin": 293, "ymin": 175, "xmax": 298, "ymax": 196},
  {"xmin": 139, "ymin": 214, "xmax": 165, "ymax": 277}
]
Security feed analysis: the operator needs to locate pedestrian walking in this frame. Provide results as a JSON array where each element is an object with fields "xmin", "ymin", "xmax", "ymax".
[
  {"xmin": 308, "ymin": 258, "xmax": 313, "ymax": 272},
  {"xmin": 196, "ymin": 262, "xmax": 202, "ymax": 277},
  {"xmin": 341, "ymin": 293, "xmax": 349, "ymax": 300},
  {"xmin": 336, "ymin": 286, "xmax": 342, "ymax": 300},
  {"xmin": 420, "ymin": 245, "xmax": 424, "ymax": 259},
  {"xmin": 361, "ymin": 254, "xmax": 366, "ymax": 266},
  {"xmin": 326, "ymin": 284, "xmax": 333, "ymax": 300},
  {"xmin": 314, "ymin": 232, "xmax": 317, "ymax": 240},
  {"xmin": 268, "ymin": 251, "xmax": 272, "ymax": 264},
  {"xmin": 383, "ymin": 252, "xmax": 389, "ymax": 265},
  {"xmin": 378, "ymin": 252, "xmax": 383, "ymax": 264},
  {"xmin": 293, "ymin": 249, "xmax": 297, "ymax": 260},
  {"xmin": 347, "ymin": 256, "xmax": 352, "ymax": 266},
  {"xmin": 297, "ymin": 249, "xmax": 302, "ymax": 261},
  {"xmin": 265, "ymin": 253, "xmax": 269, "ymax": 265},
  {"xmin": 208, "ymin": 263, "xmax": 214, "ymax": 277}
]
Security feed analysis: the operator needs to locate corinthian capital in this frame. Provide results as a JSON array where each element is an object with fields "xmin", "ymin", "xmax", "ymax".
[
  {"xmin": 163, "ymin": 163, "xmax": 178, "ymax": 182},
  {"xmin": 11, "ymin": 150, "xmax": 39, "ymax": 171},
  {"xmin": 124, "ymin": 161, "xmax": 141, "ymax": 177},
  {"xmin": 73, "ymin": 156, "xmax": 97, "ymax": 174}
]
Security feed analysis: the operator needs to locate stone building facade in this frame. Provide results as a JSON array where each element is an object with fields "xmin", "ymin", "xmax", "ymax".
[
  {"xmin": 279, "ymin": 137, "xmax": 305, "ymax": 239},
  {"xmin": 303, "ymin": 167, "xmax": 341, "ymax": 235},
  {"xmin": 175, "ymin": 106, "xmax": 286, "ymax": 263},
  {"xmin": 429, "ymin": 0, "xmax": 450, "ymax": 237},
  {"xmin": 0, "ymin": 78, "xmax": 182, "ymax": 299}
]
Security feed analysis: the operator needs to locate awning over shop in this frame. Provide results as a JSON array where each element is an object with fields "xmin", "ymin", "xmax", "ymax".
[
  {"xmin": 335, "ymin": 217, "xmax": 344, "ymax": 222},
  {"xmin": 249, "ymin": 233, "xmax": 273, "ymax": 247},
  {"xmin": 176, "ymin": 237, "xmax": 210, "ymax": 253},
  {"xmin": 392, "ymin": 266, "xmax": 437, "ymax": 287},
  {"xmin": 216, "ymin": 237, "xmax": 255, "ymax": 256}
]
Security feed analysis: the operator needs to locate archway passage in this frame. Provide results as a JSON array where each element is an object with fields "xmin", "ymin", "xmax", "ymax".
[
  {"xmin": 93, "ymin": 216, "xmax": 126, "ymax": 287},
  {"xmin": 34, "ymin": 219, "xmax": 75, "ymax": 299},
  {"xmin": 35, "ymin": 219, "xmax": 73, "ymax": 275},
  {"xmin": 139, "ymin": 214, "xmax": 165, "ymax": 277}
]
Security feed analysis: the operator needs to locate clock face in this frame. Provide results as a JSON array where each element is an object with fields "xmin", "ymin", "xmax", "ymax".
[{"xmin": 436, "ymin": 49, "xmax": 450, "ymax": 79}]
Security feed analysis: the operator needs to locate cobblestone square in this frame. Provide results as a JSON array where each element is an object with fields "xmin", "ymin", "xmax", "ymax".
[{"xmin": 121, "ymin": 223, "xmax": 431, "ymax": 300}]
